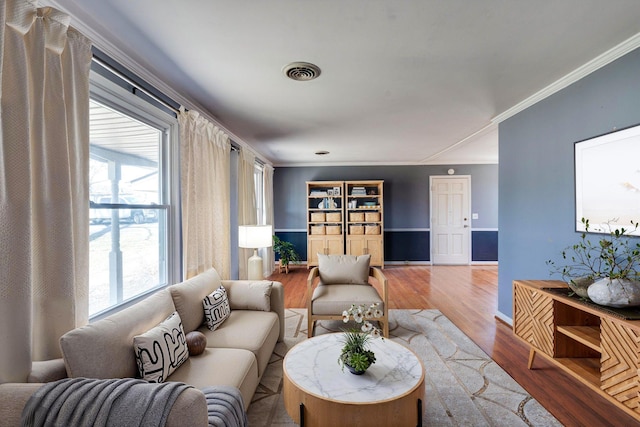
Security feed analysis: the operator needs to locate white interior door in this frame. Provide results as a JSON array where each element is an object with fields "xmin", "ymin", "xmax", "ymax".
[{"xmin": 430, "ymin": 176, "xmax": 471, "ymax": 264}]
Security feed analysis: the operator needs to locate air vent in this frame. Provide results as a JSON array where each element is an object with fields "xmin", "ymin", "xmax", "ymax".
[{"xmin": 283, "ymin": 62, "xmax": 321, "ymax": 81}]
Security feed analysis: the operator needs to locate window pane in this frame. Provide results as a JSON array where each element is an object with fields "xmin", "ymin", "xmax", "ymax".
[
  {"xmin": 89, "ymin": 219, "xmax": 162, "ymax": 314},
  {"xmin": 89, "ymin": 98, "xmax": 166, "ymax": 316}
]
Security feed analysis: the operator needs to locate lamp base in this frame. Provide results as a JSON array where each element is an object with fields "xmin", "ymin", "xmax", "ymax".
[{"xmin": 247, "ymin": 249, "xmax": 263, "ymax": 280}]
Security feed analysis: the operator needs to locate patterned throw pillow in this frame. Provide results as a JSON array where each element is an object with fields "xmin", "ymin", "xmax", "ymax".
[
  {"xmin": 133, "ymin": 311, "xmax": 189, "ymax": 383},
  {"xmin": 203, "ymin": 286, "xmax": 231, "ymax": 331}
]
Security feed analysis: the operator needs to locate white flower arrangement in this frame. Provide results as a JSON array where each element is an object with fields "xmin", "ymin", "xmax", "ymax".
[{"xmin": 342, "ymin": 303, "xmax": 383, "ymax": 339}]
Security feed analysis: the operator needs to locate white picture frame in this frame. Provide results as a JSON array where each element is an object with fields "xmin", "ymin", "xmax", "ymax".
[
  {"xmin": 333, "ymin": 186, "xmax": 341, "ymax": 196},
  {"xmin": 575, "ymin": 123, "xmax": 640, "ymax": 235}
]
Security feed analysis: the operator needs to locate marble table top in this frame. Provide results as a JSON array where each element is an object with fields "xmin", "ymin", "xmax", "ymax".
[{"xmin": 284, "ymin": 332, "xmax": 424, "ymax": 403}]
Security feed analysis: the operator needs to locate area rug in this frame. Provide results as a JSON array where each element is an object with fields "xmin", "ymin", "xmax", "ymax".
[{"xmin": 247, "ymin": 309, "xmax": 561, "ymax": 426}]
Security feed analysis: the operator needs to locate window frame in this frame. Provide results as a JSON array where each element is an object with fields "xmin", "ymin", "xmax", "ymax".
[
  {"xmin": 254, "ymin": 162, "xmax": 265, "ymax": 225},
  {"xmin": 88, "ymin": 71, "xmax": 182, "ymax": 321}
]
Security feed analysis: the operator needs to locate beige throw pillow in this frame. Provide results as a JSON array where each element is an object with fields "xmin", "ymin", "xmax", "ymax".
[
  {"xmin": 169, "ymin": 268, "xmax": 223, "ymax": 333},
  {"xmin": 228, "ymin": 281, "xmax": 273, "ymax": 311},
  {"xmin": 318, "ymin": 254, "xmax": 371, "ymax": 285}
]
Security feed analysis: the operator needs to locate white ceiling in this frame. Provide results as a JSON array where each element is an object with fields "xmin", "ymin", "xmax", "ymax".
[{"xmin": 49, "ymin": 0, "xmax": 640, "ymax": 166}]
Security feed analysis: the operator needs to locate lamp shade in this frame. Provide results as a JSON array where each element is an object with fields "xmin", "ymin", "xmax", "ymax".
[{"xmin": 238, "ymin": 225, "xmax": 273, "ymax": 249}]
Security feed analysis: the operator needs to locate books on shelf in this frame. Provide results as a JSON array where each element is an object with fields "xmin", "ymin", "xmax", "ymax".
[{"xmin": 351, "ymin": 186, "xmax": 366, "ymax": 195}]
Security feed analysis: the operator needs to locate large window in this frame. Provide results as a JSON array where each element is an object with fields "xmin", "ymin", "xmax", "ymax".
[{"xmin": 88, "ymin": 70, "xmax": 179, "ymax": 317}]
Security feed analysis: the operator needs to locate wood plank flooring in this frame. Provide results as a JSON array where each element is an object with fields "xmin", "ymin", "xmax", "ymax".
[{"xmin": 267, "ymin": 264, "xmax": 639, "ymax": 427}]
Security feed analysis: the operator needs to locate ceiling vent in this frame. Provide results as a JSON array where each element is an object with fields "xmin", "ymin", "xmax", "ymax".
[{"xmin": 283, "ymin": 62, "xmax": 321, "ymax": 81}]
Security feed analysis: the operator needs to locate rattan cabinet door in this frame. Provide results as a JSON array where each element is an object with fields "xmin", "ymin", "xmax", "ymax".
[
  {"xmin": 513, "ymin": 282, "xmax": 555, "ymax": 357},
  {"xmin": 600, "ymin": 318, "xmax": 640, "ymax": 415}
]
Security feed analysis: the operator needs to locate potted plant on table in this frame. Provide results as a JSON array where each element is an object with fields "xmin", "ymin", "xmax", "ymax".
[
  {"xmin": 273, "ymin": 235, "xmax": 300, "ymax": 274},
  {"xmin": 547, "ymin": 218, "xmax": 640, "ymax": 307},
  {"xmin": 338, "ymin": 303, "xmax": 384, "ymax": 375}
]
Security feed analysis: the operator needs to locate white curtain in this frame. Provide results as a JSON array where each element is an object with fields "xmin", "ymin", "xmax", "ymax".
[
  {"xmin": 262, "ymin": 164, "xmax": 274, "ymax": 277},
  {"xmin": 179, "ymin": 109, "xmax": 231, "ymax": 280},
  {"xmin": 0, "ymin": 0, "xmax": 92, "ymax": 382},
  {"xmin": 237, "ymin": 149, "xmax": 256, "ymax": 279}
]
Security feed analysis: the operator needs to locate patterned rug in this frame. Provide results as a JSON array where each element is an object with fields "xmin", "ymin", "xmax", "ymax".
[{"xmin": 247, "ymin": 309, "xmax": 561, "ymax": 426}]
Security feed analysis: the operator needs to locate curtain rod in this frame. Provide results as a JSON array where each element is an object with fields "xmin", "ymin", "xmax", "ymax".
[
  {"xmin": 91, "ymin": 56, "xmax": 258, "ymax": 161},
  {"xmin": 91, "ymin": 56, "xmax": 180, "ymax": 114}
]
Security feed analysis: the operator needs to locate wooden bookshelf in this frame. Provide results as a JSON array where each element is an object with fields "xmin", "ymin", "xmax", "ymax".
[{"xmin": 306, "ymin": 181, "xmax": 345, "ymax": 268}]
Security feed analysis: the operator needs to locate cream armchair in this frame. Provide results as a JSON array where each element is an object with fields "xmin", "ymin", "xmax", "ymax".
[{"xmin": 307, "ymin": 254, "xmax": 388, "ymax": 338}]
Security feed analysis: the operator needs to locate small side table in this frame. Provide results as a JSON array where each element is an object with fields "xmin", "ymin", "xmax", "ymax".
[{"xmin": 283, "ymin": 333, "xmax": 425, "ymax": 427}]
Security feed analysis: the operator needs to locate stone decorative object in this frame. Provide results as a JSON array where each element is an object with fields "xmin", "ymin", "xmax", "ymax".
[
  {"xmin": 587, "ymin": 278, "xmax": 640, "ymax": 308},
  {"xmin": 185, "ymin": 331, "xmax": 207, "ymax": 356},
  {"xmin": 567, "ymin": 277, "xmax": 593, "ymax": 299}
]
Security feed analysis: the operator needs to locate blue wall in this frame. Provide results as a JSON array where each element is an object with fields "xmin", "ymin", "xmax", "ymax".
[
  {"xmin": 498, "ymin": 47, "xmax": 640, "ymax": 319},
  {"xmin": 273, "ymin": 164, "xmax": 498, "ymax": 262}
]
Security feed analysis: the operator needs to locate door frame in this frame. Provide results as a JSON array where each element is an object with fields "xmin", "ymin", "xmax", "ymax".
[{"xmin": 429, "ymin": 175, "xmax": 472, "ymax": 265}]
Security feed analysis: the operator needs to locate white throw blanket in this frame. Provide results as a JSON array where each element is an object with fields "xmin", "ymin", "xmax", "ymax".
[{"xmin": 21, "ymin": 377, "xmax": 191, "ymax": 427}]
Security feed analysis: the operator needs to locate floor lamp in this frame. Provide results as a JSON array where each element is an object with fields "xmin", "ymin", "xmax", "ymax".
[{"xmin": 239, "ymin": 225, "xmax": 273, "ymax": 280}]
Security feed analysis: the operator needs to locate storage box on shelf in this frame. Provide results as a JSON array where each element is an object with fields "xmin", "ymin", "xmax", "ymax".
[{"xmin": 513, "ymin": 279, "xmax": 640, "ymax": 420}]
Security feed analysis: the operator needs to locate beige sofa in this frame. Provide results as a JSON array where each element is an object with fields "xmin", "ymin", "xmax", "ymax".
[{"xmin": 0, "ymin": 268, "xmax": 284, "ymax": 426}]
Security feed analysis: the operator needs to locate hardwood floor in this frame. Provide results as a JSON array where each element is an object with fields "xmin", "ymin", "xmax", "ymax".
[{"xmin": 267, "ymin": 264, "xmax": 639, "ymax": 427}]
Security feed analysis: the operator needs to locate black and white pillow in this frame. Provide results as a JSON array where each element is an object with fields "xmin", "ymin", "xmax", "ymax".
[
  {"xmin": 203, "ymin": 285, "xmax": 231, "ymax": 331},
  {"xmin": 133, "ymin": 311, "xmax": 189, "ymax": 383}
]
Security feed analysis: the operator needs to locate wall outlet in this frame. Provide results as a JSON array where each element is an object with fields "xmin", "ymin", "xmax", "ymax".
[{"xmin": 472, "ymin": 213, "xmax": 479, "ymax": 219}]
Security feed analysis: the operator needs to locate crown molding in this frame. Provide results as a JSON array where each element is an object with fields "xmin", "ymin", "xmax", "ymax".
[
  {"xmin": 44, "ymin": 0, "xmax": 272, "ymax": 166},
  {"xmin": 491, "ymin": 31, "xmax": 640, "ymax": 124},
  {"xmin": 419, "ymin": 123, "xmax": 497, "ymax": 164}
]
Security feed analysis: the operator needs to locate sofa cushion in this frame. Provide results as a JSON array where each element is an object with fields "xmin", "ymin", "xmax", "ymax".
[
  {"xmin": 318, "ymin": 254, "xmax": 370, "ymax": 285},
  {"xmin": 167, "ymin": 348, "xmax": 259, "ymax": 410},
  {"xmin": 198, "ymin": 310, "xmax": 279, "ymax": 377},
  {"xmin": 203, "ymin": 286, "xmax": 231, "ymax": 331},
  {"xmin": 226, "ymin": 281, "xmax": 273, "ymax": 311},
  {"xmin": 311, "ymin": 283, "xmax": 383, "ymax": 315},
  {"xmin": 60, "ymin": 289, "xmax": 176, "ymax": 379},
  {"xmin": 169, "ymin": 268, "xmax": 222, "ymax": 333},
  {"xmin": 133, "ymin": 311, "xmax": 189, "ymax": 382}
]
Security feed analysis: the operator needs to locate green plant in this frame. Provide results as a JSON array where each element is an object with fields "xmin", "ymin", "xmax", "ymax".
[
  {"xmin": 337, "ymin": 303, "xmax": 383, "ymax": 373},
  {"xmin": 272, "ymin": 235, "xmax": 300, "ymax": 267},
  {"xmin": 338, "ymin": 330, "xmax": 377, "ymax": 373},
  {"xmin": 547, "ymin": 218, "xmax": 640, "ymax": 284}
]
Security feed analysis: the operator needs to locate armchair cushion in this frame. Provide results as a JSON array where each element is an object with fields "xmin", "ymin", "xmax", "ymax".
[
  {"xmin": 317, "ymin": 254, "xmax": 371, "ymax": 285},
  {"xmin": 311, "ymin": 283, "xmax": 384, "ymax": 315}
]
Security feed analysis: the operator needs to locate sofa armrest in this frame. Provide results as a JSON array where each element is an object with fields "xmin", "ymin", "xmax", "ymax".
[
  {"xmin": 270, "ymin": 281, "xmax": 285, "ymax": 342},
  {"xmin": 28, "ymin": 358, "xmax": 67, "ymax": 383},
  {"xmin": 0, "ymin": 383, "xmax": 208, "ymax": 427},
  {"xmin": 222, "ymin": 280, "xmax": 285, "ymax": 342},
  {"xmin": 166, "ymin": 387, "xmax": 208, "ymax": 427},
  {"xmin": 0, "ymin": 383, "xmax": 41, "ymax": 427}
]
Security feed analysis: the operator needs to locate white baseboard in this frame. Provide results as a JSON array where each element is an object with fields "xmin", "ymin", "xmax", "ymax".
[{"xmin": 495, "ymin": 310, "xmax": 513, "ymax": 326}]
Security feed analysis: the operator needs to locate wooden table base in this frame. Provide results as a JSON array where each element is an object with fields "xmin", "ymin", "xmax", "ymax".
[{"xmin": 283, "ymin": 369, "xmax": 424, "ymax": 427}]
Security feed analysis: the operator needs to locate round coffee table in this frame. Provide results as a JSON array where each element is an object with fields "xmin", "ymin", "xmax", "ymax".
[{"xmin": 283, "ymin": 333, "xmax": 425, "ymax": 427}]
